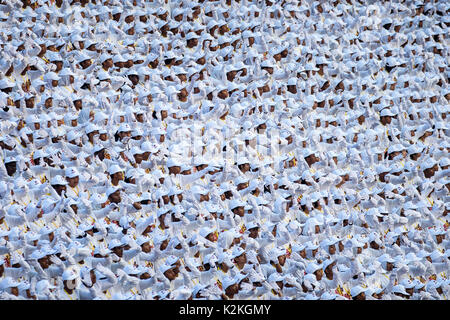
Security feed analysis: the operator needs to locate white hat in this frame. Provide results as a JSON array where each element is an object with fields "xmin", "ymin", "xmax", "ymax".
[
  {"xmin": 50, "ymin": 175, "xmax": 67, "ymax": 186},
  {"xmin": 167, "ymin": 157, "xmax": 183, "ymax": 167},
  {"xmin": 306, "ymin": 262, "xmax": 323, "ymax": 274},
  {"xmin": 190, "ymin": 185, "xmax": 209, "ymax": 195},
  {"xmin": 36, "ymin": 279, "xmax": 57, "ymax": 294},
  {"xmin": 422, "ymin": 158, "xmax": 437, "ymax": 170},
  {"xmin": 229, "ymin": 199, "xmax": 246, "ymax": 210},
  {"xmin": 65, "ymin": 167, "xmax": 80, "ymax": 178},
  {"xmin": 377, "ymin": 254, "xmax": 395, "ymax": 264},
  {"xmin": 136, "ymin": 236, "xmax": 151, "ymax": 246},
  {"xmin": 221, "ymin": 276, "xmax": 238, "ymax": 290},
  {"xmin": 268, "ymin": 272, "xmax": 284, "ymax": 283},
  {"xmin": 350, "ymin": 285, "xmax": 368, "ymax": 297},
  {"xmin": 321, "ymin": 292, "xmax": 338, "ymax": 300},
  {"xmin": 30, "ymin": 249, "xmax": 47, "ymax": 260},
  {"xmin": 392, "ymin": 285, "xmax": 409, "ymax": 296},
  {"xmin": 117, "ymin": 123, "xmax": 132, "ymax": 133},
  {"xmin": 108, "ymin": 164, "xmax": 123, "ymax": 175},
  {"xmin": 199, "ymin": 227, "xmax": 215, "ymax": 238},
  {"xmin": 0, "ymin": 278, "xmax": 20, "ymax": 290},
  {"xmin": 130, "ymin": 146, "xmax": 143, "ymax": 156},
  {"xmin": 231, "ymin": 246, "xmax": 245, "ymax": 259},
  {"xmin": 106, "ymin": 186, "xmax": 120, "ymax": 197},
  {"xmin": 62, "ymin": 268, "xmax": 79, "ymax": 281},
  {"xmin": 159, "ymin": 263, "xmax": 173, "ymax": 274},
  {"xmin": 156, "ymin": 207, "xmax": 170, "ymax": 218},
  {"xmin": 380, "ymin": 108, "xmax": 396, "ymax": 117}
]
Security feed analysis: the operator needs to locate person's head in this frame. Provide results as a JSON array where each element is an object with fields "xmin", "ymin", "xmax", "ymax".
[
  {"xmin": 161, "ymin": 194, "xmax": 170, "ymax": 205},
  {"xmin": 234, "ymin": 252, "xmax": 247, "ymax": 269},
  {"xmin": 37, "ymin": 256, "xmax": 50, "ymax": 269},
  {"xmin": 225, "ymin": 282, "xmax": 239, "ymax": 298},
  {"xmin": 206, "ymin": 232, "xmax": 218, "ymax": 243},
  {"xmin": 25, "ymin": 97, "xmax": 35, "ymax": 108},
  {"xmin": 63, "ymin": 279, "xmax": 77, "ymax": 292},
  {"xmin": 5, "ymin": 160, "xmax": 16, "ymax": 176},
  {"xmin": 87, "ymin": 269, "xmax": 97, "ymax": 286},
  {"xmin": 248, "ymin": 227, "xmax": 259, "ymax": 239},
  {"xmin": 353, "ymin": 291, "xmax": 366, "ymax": 300},
  {"xmin": 163, "ymin": 267, "xmax": 178, "ymax": 281},
  {"xmin": 386, "ymin": 261, "xmax": 394, "ymax": 272},
  {"xmin": 44, "ymin": 97, "xmax": 53, "ymax": 109},
  {"xmin": 10, "ymin": 286, "xmax": 19, "ymax": 297},
  {"xmin": 238, "ymin": 163, "xmax": 250, "ymax": 173},
  {"xmin": 200, "ymin": 193, "xmax": 209, "ymax": 202},
  {"xmin": 314, "ymin": 224, "xmax": 321, "ymax": 234},
  {"xmin": 380, "ymin": 115, "xmax": 392, "ymax": 125},
  {"xmin": 160, "ymin": 239, "xmax": 169, "ymax": 251},
  {"xmin": 102, "ymin": 58, "xmax": 113, "ymax": 70},
  {"xmin": 110, "ymin": 172, "xmax": 124, "ymax": 185},
  {"xmin": 112, "ymin": 245, "xmax": 124, "ymax": 258},
  {"xmin": 52, "ymin": 184, "xmax": 66, "ymax": 196},
  {"xmin": 314, "ymin": 268, "xmax": 323, "ymax": 281},
  {"xmin": 370, "ymin": 240, "xmax": 380, "ymax": 250},
  {"xmin": 405, "ymin": 286, "xmax": 414, "ymax": 297},
  {"xmin": 118, "ymin": 130, "xmax": 131, "ymax": 142},
  {"xmin": 66, "ymin": 175, "xmax": 79, "ymax": 188},
  {"xmin": 232, "ymin": 206, "xmax": 245, "ymax": 217},
  {"xmin": 157, "ymin": 211, "xmax": 169, "ymax": 229},
  {"xmin": 79, "ymin": 58, "xmax": 92, "ymax": 69},
  {"xmin": 92, "ymin": 147, "xmax": 103, "ymax": 162},
  {"xmin": 140, "ymin": 240, "xmax": 152, "ymax": 253},
  {"xmin": 108, "ymin": 190, "xmax": 121, "ymax": 204},
  {"xmin": 328, "ymin": 244, "xmax": 336, "ymax": 255},
  {"xmin": 142, "ymin": 224, "xmax": 154, "ymax": 236},
  {"xmin": 218, "ymin": 261, "xmax": 230, "ymax": 273},
  {"xmin": 168, "ymin": 165, "xmax": 181, "ymax": 175},
  {"xmin": 278, "ymin": 253, "xmax": 287, "ymax": 266},
  {"xmin": 299, "ymin": 248, "xmax": 307, "ymax": 258},
  {"xmin": 324, "ymin": 262, "xmax": 336, "ymax": 280}
]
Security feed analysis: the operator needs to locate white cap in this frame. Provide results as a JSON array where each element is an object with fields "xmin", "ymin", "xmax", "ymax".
[
  {"xmin": 231, "ymin": 246, "xmax": 245, "ymax": 259},
  {"xmin": 221, "ymin": 276, "xmax": 238, "ymax": 290},
  {"xmin": 350, "ymin": 285, "xmax": 368, "ymax": 297},
  {"xmin": 36, "ymin": 279, "xmax": 56, "ymax": 293},
  {"xmin": 136, "ymin": 236, "xmax": 151, "ymax": 246},
  {"xmin": 108, "ymin": 164, "xmax": 123, "ymax": 175},
  {"xmin": 50, "ymin": 175, "xmax": 67, "ymax": 186},
  {"xmin": 159, "ymin": 263, "xmax": 173, "ymax": 274},
  {"xmin": 229, "ymin": 199, "xmax": 246, "ymax": 210},
  {"xmin": 65, "ymin": 167, "xmax": 80, "ymax": 178},
  {"xmin": 62, "ymin": 268, "xmax": 79, "ymax": 281},
  {"xmin": 106, "ymin": 186, "xmax": 120, "ymax": 197},
  {"xmin": 392, "ymin": 285, "xmax": 409, "ymax": 296},
  {"xmin": 306, "ymin": 262, "xmax": 323, "ymax": 274}
]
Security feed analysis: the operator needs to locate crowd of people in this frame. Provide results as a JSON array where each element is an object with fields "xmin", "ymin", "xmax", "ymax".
[{"xmin": 0, "ymin": 0, "xmax": 449, "ymax": 300}]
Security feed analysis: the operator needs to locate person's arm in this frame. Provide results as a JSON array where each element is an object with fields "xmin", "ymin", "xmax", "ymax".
[
  {"xmin": 28, "ymin": 259, "xmax": 48, "ymax": 278},
  {"xmin": 123, "ymin": 246, "xmax": 142, "ymax": 262},
  {"xmin": 95, "ymin": 264, "xmax": 118, "ymax": 287},
  {"xmin": 0, "ymin": 291, "xmax": 20, "ymax": 300},
  {"xmin": 138, "ymin": 277, "xmax": 155, "ymax": 291},
  {"xmin": 45, "ymin": 263, "xmax": 64, "ymax": 278},
  {"xmin": 92, "ymin": 204, "xmax": 116, "ymax": 219},
  {"xmin": 432, "ymin": 261, "xmax": 449, "ymax": 274},
  {"xmin": 117, "ymin": 268, "xmax": 140, "ymax": 291}
]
